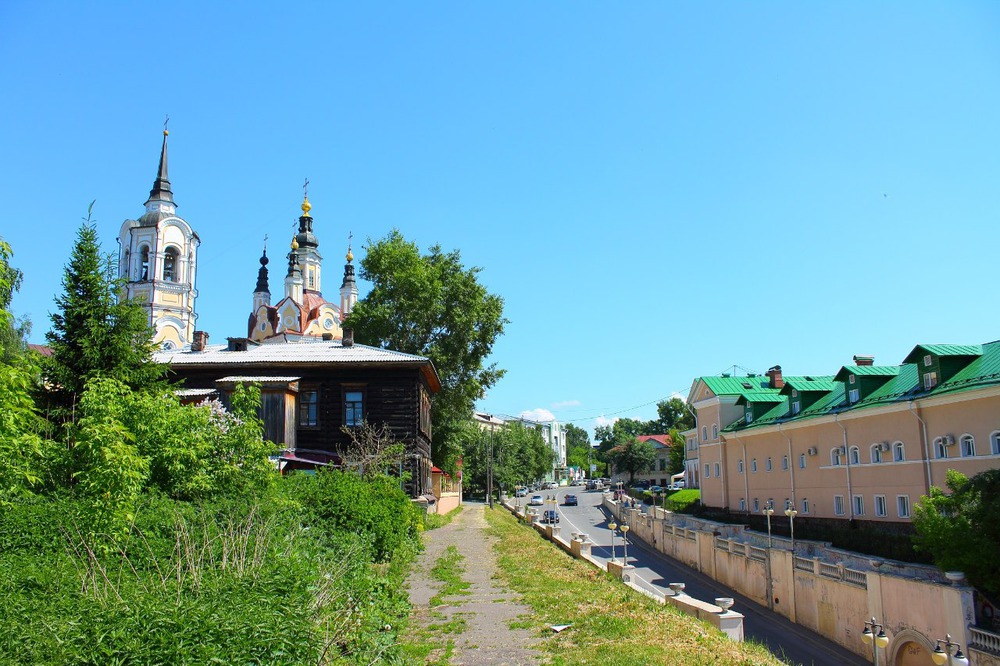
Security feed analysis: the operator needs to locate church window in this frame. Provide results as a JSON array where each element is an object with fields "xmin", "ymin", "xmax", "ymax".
[
  {"xmin": 140, "ymin": 246, "xmax": 150, "ymax": 280},
  {"xmin": 344, "ymin": 389, "xmax": 364, "ymax": 427},
  {"xmin": 163, "ymin": 247, "xmax": 179, "ymax": 282},
  {"xmin": 299, "ymin": 390, "xmax": 318, "ymax": 427}
]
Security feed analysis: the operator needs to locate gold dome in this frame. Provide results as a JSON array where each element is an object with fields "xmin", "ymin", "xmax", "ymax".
[
  {"xmin": 301, "ymin": 197, "xmax": 312, "ymax": 217},
  {"xmin": 346, "ymin": 247, "xmax": 354, "ymax": 262},
  {"xmin": 291, "ymin": 236, "xmax": 299, "ymax": 250}
]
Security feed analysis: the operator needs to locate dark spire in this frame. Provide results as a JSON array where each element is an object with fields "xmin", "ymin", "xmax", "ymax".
[
  {"xmin": 287, "ymin": 237, "xmax": 301, "ymax": 277},
  {"xmin": 295, "ymin": 195, "xmax": 319, "ymax": 249},
  {"xmin": 255, "ymin": 247, "xmax": 270, "ymax": 294},
  {"xmin": 145, "ymin": 129, "xmax": 174, "ymax": 204},
  {"xmin": 341, "ymin": 242, "xmax": 356, "ymax": 290}
]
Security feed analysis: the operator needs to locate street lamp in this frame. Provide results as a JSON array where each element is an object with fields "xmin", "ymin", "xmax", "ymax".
[
  {"xmin": 608, "ymin": 519, "xmax": 618, "ymax": 562},
  {"xmin": 931, "ymin": 634, "xmax": 969, "ymax": 665},
  {"xmin": 784, "ymin": 504, "xmax": 798, "ymax": 552},
  {"xmin": 620, "ymin": 523, "xmax": 630, "ymax": 564},
  {"xmin": 861, "ymin": 617, "xmax": 890, "ymax": 666},
  {"xmin": 763, "ymin": 500, "xmax": 775, "ymax": 548}
]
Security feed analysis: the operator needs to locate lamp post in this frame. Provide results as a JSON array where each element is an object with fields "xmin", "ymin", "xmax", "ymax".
[
  {"xmin": 784, "ymin": 505, "xmax": 798, "ymax": 552},
  {"xmin": 861, "ymin": 617, "xmax": 890, "ymax": 666},
  {"xmin": 621, "ymin": 523, "xmax": 630, "ymax": 564},
  {"xmin": 608, "ymin": 519, "xmax": 618, "ymax": 562},
  {"xmin": 763, "ymin": 500, "xmax": 775, "ymax": 548},
  {"xmin": 932, "ymin": 634, "xmax": 969, "ymax": 665}
]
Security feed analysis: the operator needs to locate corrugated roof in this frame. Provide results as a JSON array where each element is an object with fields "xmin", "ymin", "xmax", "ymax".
[
  {"xmin": 903, "ymin": 344, "xmax": 983, "ymax": 363},
  {"xmin": 699, "ymin": 375, "xmax": 771, "ymax": 397},
  {"xmin": 736, "ymin": 391, "xmax": 785, "ymax": 405},
  {"xmin": 781, "ymin": 377, "xmax": 837, "ymax": 393},
  {"xmin": 833, "ymin": 365, "xmax": 901, "ymax": 382},
  {"xmin": 216, "ymin": 376, "xmax": 302, "ymax": 384},
  {"xmin": 155, "ymin": 340, "xmax": 429, "ymax": 366}
]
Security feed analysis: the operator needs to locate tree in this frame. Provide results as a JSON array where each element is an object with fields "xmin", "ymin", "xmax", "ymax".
[
  {"xmin": 667, "ymin": 428, "xmax": 686, "ymax": 476},
  {"xmin": 913, "ymin": 469, "xmax": 1000, "ymax": 595},
  {"xmin": 594, "ymin": 418, "xmax": 645, "ymax": 466},
  {"xmin": 461, "ymin": 420, "xmax": 552, "ymax": 498},
  {"xmin": 607, "ymin": 437, "xmax": 656, "ymax": 485},
  {"xmin": 645, "ymin": 398, "xmax": 694, "ymax": 434},
  {"xmin": 564, "ymin": 423, "xmax": 593, "ymax": 473},
  {"xmin": 0, "ymin": 237, "xmax": 31, "ymax": 363},
  {"xmin": 44, "ymin": 207, "xmax": 165, "ymax": 419},
  {"xmin": 345, "ymin": 230, "xmax": 507, "ymax": 470}
]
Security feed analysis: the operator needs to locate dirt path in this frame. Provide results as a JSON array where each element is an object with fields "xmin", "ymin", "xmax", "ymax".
[{"xmin": 406, "ymin": 502, "xmax": 543, "ymax": 665}]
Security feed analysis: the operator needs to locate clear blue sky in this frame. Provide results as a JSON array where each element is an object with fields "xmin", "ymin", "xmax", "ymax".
[{"xmin": 3, "ymin": 2, "xmax": 999, "ymax": 436}]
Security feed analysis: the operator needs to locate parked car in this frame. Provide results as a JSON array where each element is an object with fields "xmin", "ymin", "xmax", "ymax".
[
  {"xmin": 563, "ymin": 494, "xmax": 578, "ymax": 506},
  {"xmin": 546, "ymin": 482, "xmax": 559, "ymax": 489},
  {"xmin": 669, "ymin": 481, "xmax": 686, "ymax": 490},
  {"xmin": 541, "ymin": 509, "xmax": 560, "ymax": 524},
  {"xmin": 528, "ymin": 494, "xmax": 544, "ymax": 506},
  {"xmin": 649, "ymin": 485, "xmax": 664, "ymax": 494},
  {"xmin": 515, "ymin": 487, "xmax": 528, "ymax": 497}
]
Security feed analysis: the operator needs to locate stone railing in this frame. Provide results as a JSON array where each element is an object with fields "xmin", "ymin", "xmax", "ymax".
[{"xmin": 970, "ymin": 625, "xmax": 1000, "ymax": 656}]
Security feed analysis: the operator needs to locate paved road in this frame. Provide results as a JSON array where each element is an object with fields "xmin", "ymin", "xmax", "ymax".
[{"xmin": 519, "ymin": 487, "xmax": 869, "ymax": 666}]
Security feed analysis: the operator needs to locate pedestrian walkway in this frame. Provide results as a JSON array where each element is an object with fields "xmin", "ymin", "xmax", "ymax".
[{"xmin": 406, "ymin": 502, "xmax": 543, "ymax": 666}]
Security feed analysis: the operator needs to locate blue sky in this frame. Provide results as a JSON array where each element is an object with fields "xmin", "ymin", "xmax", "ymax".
[{"xmin": 2, "ymin": 2, "xmax": 999, "ymax": 436}]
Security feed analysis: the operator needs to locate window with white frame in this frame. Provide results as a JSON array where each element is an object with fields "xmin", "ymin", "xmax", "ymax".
[
  {"xmin": 799, "ymin": 453, "xmax": 806, "ymax": 469},
  {"xmin": 933, "ymin": 437, "xmax": 947, "ymax": 459},
  {"xmin": 737, "ymin": 459, "xmax": 744, "ymax": 474},
  {"xmin": 801, "ymin": 498, "xmax": 810, "ymax": 514},
  {"xmin": 766, "ymin": 457, "xmax": 773, "ymax": 472},
  {"xmin": 753, "ymin": 498, "xmax": 760, "ymax": 512},
  {"xmin": 791, "ymin": 402, "xmax": 801, "ymax": 415},
  {"xmin": 782, "ymin": 455, "xmax": 789, "ymax": 471},
  {"xmin": 739, "ymin": 498, "xmax": 746, "ymax": 512},
  {"xmin": 853, "ymin": 495, "xmax": 865, "ymax": 516},
  {"xmin": 834, "ymin": 495, "xmax": 845, "ymax": 516},
  {"xmin": 831, "ymin": 448, "xmax": 843, "ymax": 466},
  {"xmin": 893, "ymin": 441, "xmax": 905, "ymax": 462},
  {"xmin": 874, "ymin": 495, "xmax": 887, "ymax": 517},
  {"xmin": 712, "ymin": 424, "xmax": 718, "ymax": 439},
  {"xmin": 849, "ymin": 446, "xmax": 861, "ymax": 465},
  {"xmin": 849, "ymin": 388, "xmax": 860, "ymax": 403},
  {"xmin": 704, "ymin": 464, "xmax": 710, "ymax": 478},
  {"xmin": 871, "ymin": 444, "xmax": 883, "ymax": 464},
  {"xmin": 960, "ymin": 435, "xmax": 975, "ymax": 457},
  {"xmin": 746, "ymin": 412, "xmax": 753, "ymax": 424},
  {"xmin": 897, "ymin": 495, "xmax": 910, "ymax": 518},
  {"xmin": 992, "ymin": 431, "xmax": 1000, "ymax": 455},
  {"xmin": 849, "ymin": 374, "xmax": 856, "ymax": 384},
  {"xmin": 751, "ymin": 458, "xmax": 758, "ymax": 473},
  {"xmin": 924, "ymin": 354, "xmax": 933, "ymax": 367},
  {"xmin": 702, "ymin": 426, "xmax": 708, "ymax": 440},
  {"xmin": 714, "ymin": 462, "xmax": 721, "ymax": 477},
  {"xmin": 923, "ymin": 371, "xmax": 938, "ymax": 390}
]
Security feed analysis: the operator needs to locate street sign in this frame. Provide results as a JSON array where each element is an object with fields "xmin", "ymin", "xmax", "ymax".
[{"xmin": 590, "ymin": 464, "xmax": 597, "ymax": 472}]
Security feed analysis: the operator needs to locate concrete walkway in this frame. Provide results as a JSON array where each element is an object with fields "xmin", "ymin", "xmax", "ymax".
[{"xmin": 406, "ymin": 502, "xmax": 543, "ymax": 665}]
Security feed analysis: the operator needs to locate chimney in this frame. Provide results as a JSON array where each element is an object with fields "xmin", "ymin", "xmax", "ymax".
[
  {"xmin": 342, "ymin": 327, "xmax": 354, "ymax": 348},
  {"xmin": 766, "ymin": 365, "xmax": 784, "ymax": 389},
  {"xmin": 191, "ymin": 330, "xmax": 209, "ymax": 352},
  {"xmin": 853, "ymin": 355, "xmax": 875, "ymax": 366},
  {"xmin": 322, "ymin": 332, "xmax": 333, "ymax": 341}
]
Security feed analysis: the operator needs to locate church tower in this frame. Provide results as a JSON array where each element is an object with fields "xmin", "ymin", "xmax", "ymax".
[
  {"xmin": 340, "ymin": 242, "xmax": 358, "ymax": 318},
  {"xmin": 118, "ymin": 129, "xmax": 200, "ymax": 350}
]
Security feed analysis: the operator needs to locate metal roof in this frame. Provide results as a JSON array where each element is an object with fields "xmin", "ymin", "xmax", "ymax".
[
  {"xmin": 833, "ymin": 365, "xmax": 901, "ymax": 382},
  {"xmin": 216, "ymin": 376, "xmax": 301, "ymax": 384},
  {"xmin": 700, "ymin": 375, "xmax": 771, "ymax": 396},
  {"xmin": 902, "ymin": 344, "xmax": 983, "ymax": 363},
  {"xmin": 735, "ymin": 391, "xmax": 785, "ymax": 405},
  {"xmin": 155, "ymin": 340, "xmax": 429, "ymax": 366},
  {"xmin": 781, "ymin": 377, "xmax": 837, "ymax": 393}
]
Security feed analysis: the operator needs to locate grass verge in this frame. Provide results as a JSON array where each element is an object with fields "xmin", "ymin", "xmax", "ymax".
[
  {"xmin": 484, "ymin": 505, "xmax": 786, "ymax": 666},
  {"xmin": 429, "ymin": 545, "xmax": 471, "ymax": 606},
  {"xmin": 399, "ymin": 545, "xmax": 472, "ymax": 664},
  {"xmin": 424, "ymin": 505, "xmax": 463, "ymax": 531}
]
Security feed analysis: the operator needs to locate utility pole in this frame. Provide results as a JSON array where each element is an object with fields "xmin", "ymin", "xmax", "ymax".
[{"xmin": 487, "ymin": 419, "xmax": 494, "ymax": 508}]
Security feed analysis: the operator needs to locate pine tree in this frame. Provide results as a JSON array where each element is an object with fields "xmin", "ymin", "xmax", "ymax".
[{"xmin": 44, "ymin": 204, "xmax": 164, "ymax": 419}]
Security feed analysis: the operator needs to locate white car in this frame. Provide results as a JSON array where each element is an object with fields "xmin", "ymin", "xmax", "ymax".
[{"xmin": 528, "ymin": 495, "xmax": 544, "ymax": 506}]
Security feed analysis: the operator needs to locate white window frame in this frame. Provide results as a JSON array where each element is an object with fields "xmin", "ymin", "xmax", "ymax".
[
  {"xmin": 737, "ymin": 459, "xmax": 744, "ymax": 474},
  {"xmin": 766, "ymin": 457, "xmax": 773, "ymax": 472},
  {"xmin": 874, "ymin": 495, "xmax": 887, "ymax": 517},
  {"xmin": 753, "ymin": 498, "xmax": 760, "ymax": 512},
  {"xmin": 799, "ymin": 453, "xmax": 806, "ymax": 469},
  {"xmin": 933, "ymin": 437, "xmax": 947, "ymax": 459},
  {"xmin": 704, "ymin": 463, "xmax": 710, "ymax": 478},
  {"xmin": 991, "ymin": 431, "xmax": 1000, "ymax": 455},
  {"xmin": 834, "ymin": 495, "xmax": 845, "ymax": 516},
  {"xmin": 893, "ymin": 441, "xmax": 905, "ymax": 462},
  {"xmin": 871, "ymin": 444, "xmax": 883, "ymax": 464},
  {"xmin": 960, "ymin": 434, "xmax": 975, "ymax": 457},
  {"xmin": 831, "ymin": 448, "xmax": 842, "ymax": 466},
  {"xmin": 923, "ymin": 371, "xmax": 938, "ymax": 390},
  {"xmin": 849, "ymin": 446, "xmax": 861, "ymax": 465},
  {"xmin": 739, "ymin": 498, "xmax": 746, "ymax": 512},
  {"xmin": 849, "ymin": 374, "xmax": 856, "ymax": 384},
  {"xmin": 714, "ymin": 462, "xmax": 721, "ymax": 478},
  {"xmin": 924, "ymin": 354, "xmax": 933, "ymax": 367},
  {"xmin": 751, "ymin": 458, "xmax": 758, "ymax": 473},
  {"xmin": 853, "ymin": 495, "xmax": 865, "ymax": 516},
  {"xmin": 782, "ymin": 455, "xmax": 789, "ymax": 471},
  {"xmin": 801, "ymin": 498, "xmax": 810, "ymax": 514},
  {"xmin": 712, "ymin": 424, "xmax": 718, "ymax": 439},
  {"xmin": 791, "ymin": 402, "xmax": 801, "ymax": 415},
  {"xmin": 897, "ymin": 495, "xmax": 910, "ymax": 518},
  {"xmin": 702, "ymin": 426, "xmax": 708, "ymax": 441},
  {"xmin": 849, "ymin": 388, "xmax": 860, "ymax": 403}
]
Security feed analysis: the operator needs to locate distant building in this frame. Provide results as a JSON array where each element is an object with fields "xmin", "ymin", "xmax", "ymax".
[
  {"xmin": 473, "ymin": 412, "xmax": 568, "ymax": 482},
  {"xmin": 687, "ymin": 342, "xmax": 1000, "ymax": 522},
  {"xmin": 631, "ymin": 434, "xmax": 676, "ymax": 488}
]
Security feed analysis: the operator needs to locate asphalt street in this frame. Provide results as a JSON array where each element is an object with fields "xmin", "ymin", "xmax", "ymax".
[{"xmin": 518, "ymin": 486, "xmax": 869, "ymax": 666}]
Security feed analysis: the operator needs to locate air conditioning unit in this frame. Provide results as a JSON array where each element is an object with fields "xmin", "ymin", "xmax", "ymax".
[
  {"xmin": 879, "ymin": 442, "xmax": 891, "ymax": 452},
  {"xmin": 807, "ymin": 447, "xmax": 817, "ymax": 456},
  {"xmin": 944, "ymin": 435, "xmax": 956, "ymax": 446}
]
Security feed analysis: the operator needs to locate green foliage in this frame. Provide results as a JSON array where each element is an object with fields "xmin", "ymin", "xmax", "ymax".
[
  {"xmin": 44, "ymin": 210, "xmax": 165, "ymax": 419},
  {"xmin": 564, "ymin": 422, "xmax": 593, "ymax": 472},
  {"xmin": 461, "ymin": 420, "xmax": 553, "ymax": 497},
  {"xmin": 345, "ymin": 229, "xmax": 507, "ymax": 469},
  {"xmin": 667, "ymin": 428, "xmax": 686, "ymax": 475},
  {"xmin": 648, "ymin": 397, "xmax": 694, "ymax": 433},
  {"xmin": 607, "ymin": 438, "xmax": 657, "ymax": 484},
  {"xmin": 594, "ymin": 418, "xmax": 645, "ymax": 457},
  {"xmin": 0, "ymin": 359, "xmax": 46, "ymax": 502},
  {"xmin": 913, "ymin": 468, "xmax": 1000, "ymax": 594}
]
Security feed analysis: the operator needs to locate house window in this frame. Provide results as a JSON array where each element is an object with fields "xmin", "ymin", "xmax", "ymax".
[
  {"xmin": 897, "ymin": 495, "xmax": 910, "ymax": 518},
  {"xmin": 992, "ymin": 431, "xmax": 1000, "ymax": 455},
  {"xmin": 140, "ymin": 245, "xmax": 150, "ymax": 280},
  {"xmin": 737, "ymin": 459, "xmax": 744, "ymax": 474},
  {"xmin": 765, "ymin": 457, "xmax": 773, "ymax": 472},
  {"xmin": 933, "ymin": 437, "xmax": 947, "ymax": 459},
  {"xmin": 163, "ymin": 247, "xmax": 179, "ymax": 282},
  {"xmin": 714, "ymin": 462, "xmax": 721, "ymax": 478},
  {"xmin": 702, "ymin": 426, "xmax": 708, "ymax": 440},
  {"xmin": 960, "ymin": 435, "xmax": 975, "ymax": 457},
  {"xmin": 831, "ymin": 448, "xmax": 843, "ymax": 466},
  {"xmin": 791, "ymin": 389, "xmax": 798, "ymax": 398},
  {"xmin": 924, "ymin": 354, "xmax": 933, "ymax": 367},
  {"xmin": 799, "ymin": 453, "xmax": 806, "ymax": 469},
  {"xmin": 834, "ymin": 495, "xmax": 846, "ymax": 516},
  {"xmin": 791, "ymin": 402, "xmax": 801, "ymax": 415},
  {"xmin": 712, "ymin": 424, "xmax": 718, "ymax": 439},
  {"xmin": 298, "ymin": 390, "xmax": 318, "ymax": 427},
  {"xmin": 923, "ymin": 372, "xmax": 938, "ymax": 390},
  {"xmin": 849, "ymin": 446, "xmax": 861, "ymax": 465},
  {"xmin": 849, "ymin": 375, "xmax": 856, "ymax": 385},
  {"xmin": 801, "ymin": 498, "xmax": 810, "ymax": 514},
  {"xmin": 781, "ymin": 455, "xmax": 789, "ymax": 471},
  {"xmin": 344, "ymin": 389, "xmax": 364, "ymax": 427},
  {"xmin": 853, "ymin": 495, "xmax": 865, "ymax": 516},
  {"xmin": 751, "ymin": 458, "xmax": 758, "ymax": 473},
  {"xmin": 739, "ymin": 498, "xmax": 746, "ymax": 512},
  {"xmin": 704, "ymin": 464, "xmax": 710, "ymax": 478},
  {"xmin": 893, "ymin": 441, "xmax": 905, "ymax": 462},
  {"xmin": 848, "ymin": 388, "xmax": 860, "ymax": 403},
  {"xmin": 753, "ymin": 498, "xmax": 760, "ymax": 512},
  {"xmin": 874, "ymin": 495, "xmax": 887, "ymax": 517},
  {"xmin": 871, "ymin": 444, "xmax": 883, "ymax": 464},
  {"xmin": 745, "ymin": 412, "xmax": 753, "ymax": 424}
]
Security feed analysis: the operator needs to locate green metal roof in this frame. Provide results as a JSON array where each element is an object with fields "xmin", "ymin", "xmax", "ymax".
[
  {"xmin": 735, "ymin": 390, "xmax": 785, "ymax": 405},
  {"xmin": 902, "ymin": 344, "xmax": 983, "ymax": 364},
  {"xmin": 781, "ymin": 376, "xmax": 837, "ymax": 394},
  {"xmin": 832, "ymin": 365, "xmax": 901, "ymax": 382},
  {"xmin": 700, "ymin": 375, "xmax": 771, "ymax": 397}
]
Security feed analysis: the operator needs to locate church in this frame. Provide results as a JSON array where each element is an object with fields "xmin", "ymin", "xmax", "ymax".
[{"xmin": 117, "ymin": 130, "xmax": 439, "ymax": 498}]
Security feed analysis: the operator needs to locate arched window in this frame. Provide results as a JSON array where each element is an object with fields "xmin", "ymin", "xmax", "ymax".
[
  {"xmin": 992, "ymin": 431, "xmax": 1000, "ymax": 455},
  {"xmin": 739, "ymin": 498, "xmax": 746, "ymax": 512},
  {"xmin": 140, "ymin": 246, "xmax": 150, "ymax": 280},
  {"xmin": 737, "ymin": 459, "xmax": 744, "ymax": 474},
  {"xmin": 751, "ymin": 458, "xmax": 758, "ymax": 473},
  {"xmin": 702, "ymin": 426, "xmax": 708, "ymax": 441},
  {"xmin": 871, "ymin": 444, "xmax": 883, "ymax": 464},
  {"xmin": 765, "ymin": 457, "xmax": 773, "ymax": 472},
  {"xmin": 849, "ymin": 446, "xmax": 861, "ymax": 465},
  {"xmin": 831, "ymin": 448, "xmax": 842, "ymax": 466},
  {"xmin": 933, "ymin": 437, "xmax": 947, "ymax": 459},
  {"xmin": 781, "ymin": 455, "xmax": 789, "ymax": 470},
  {"xmin": 893, "ymin": 441, "xmax": 905, "ymax": 462},
  {"xmin": 163, "ymin": 247, "xmax": 179, "ymax": 282},
  {"xmin": 712, "ymin": 424, "xmax": 718, "ymax": 439},
  {"xmin": 960, "ymin": 435, "xmax": 976, "ymax": 457}
]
